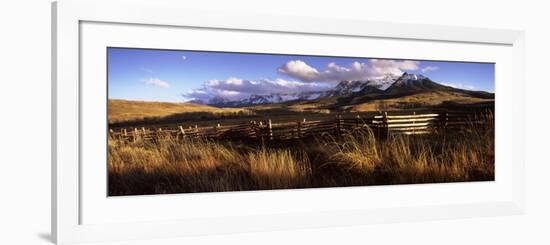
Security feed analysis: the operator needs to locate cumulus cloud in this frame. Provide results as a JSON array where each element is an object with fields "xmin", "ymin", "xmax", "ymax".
[
  {"xmin": 185, "ymin": 59, "xmax": 425, "ymax": 102},
  {"xmin": 142, "ymin": 78, "xmax": 170, "ymax": 88},
  {"xmin": 421, "ymin": 66, "xmax": 439, "ymax": 73},
  {"xmin": 278, "ymin": 59, "xmax": 420, "ymax": 82},
  {"xmin": 277, "ymin": 60, "xmax": 320, "ymax": 81},
  {"xmin": 184, "ymin": 77, "xmax": 331, "ymax": 101},
  {"xmin": 441, "ymin": 82, "xmax": 475, "ymax": 90}
]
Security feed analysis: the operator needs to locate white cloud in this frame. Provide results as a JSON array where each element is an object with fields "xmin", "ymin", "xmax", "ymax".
[
  {"xmin": 421, "ymin": 66, "xmax": 439, "ymax": 73},
  {"xmin": 142, "ymin": 78, "xmax": 170, "ymax": 88},
  {"xmin": 368, "ymin": 59, "xmax": 420, "ymax": 77},
  {"xmin": 182, "ymin": 55, "xmax": 187, "ymax": 61},
  {"xmin": 278, "ymin": 59, "xmax": 420, "ymax": 82},
  {"xmin": 277, "ymin": 60, "xmax": 320, "ymax": 82},
  {"xmin": 184, "ymin": 77, "xmax": 332, "ymax": 101},
  {"xmin": 441, "ymin": 82, "xmax": 475, "ymax": 90}
]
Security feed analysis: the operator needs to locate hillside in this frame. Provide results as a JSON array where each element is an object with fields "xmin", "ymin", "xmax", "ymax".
[
  {"xmin": 108, "ymin": 99, "xmax": 249, "ymax": 123},
  {"xmin": 330, "ymin": 73, "xmax": 494, "ymax": 108},
  {"xmin": 345, "ymin": 91, "xmax": 493, "ymax": 112}
]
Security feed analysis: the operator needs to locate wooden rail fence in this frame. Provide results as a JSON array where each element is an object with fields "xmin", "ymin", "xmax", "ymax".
[{"xmin": 110, "ymin": 110, "xmax": 492, "ymax": 142}]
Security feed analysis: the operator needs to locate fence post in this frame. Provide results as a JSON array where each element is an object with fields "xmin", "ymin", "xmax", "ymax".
[
  {"xmin": 336, "ymin": 115, "xmax": 343, "ymax": 135},
  {"xmin": 297, "ymin": 120, "xmax": 302, "ymax": 139},
  {"xmin": 267, "ymin": 120, "xmax": 273, "ymax": 140},
  {"xmin": 340, "ymin": 115, "xmax": 344, "ymax": 133},
  {"xmin": 335, "ymin": 115, "xmax": 339, "ymax": 135},
  {"xmin": 383, "ymin": 112, "xmax": 389, "ymax": 139},
  {"xmin": 133, "ymin": 128, "xmax": 138, "ymax": 142},
  {"xmin": 179, "ymin": 126, "xmax": 185, "ymax": 140},
  {"xmin": 214, "ymin": 123, "xmax": 221, "ymax": 138},
  {"xmin": 291, "ymin": 121, "xmax": 296, "ymax": 139},
  {"xmin": 119, "ymin": 128, "xmax": 124, "ymax": 142},
  {"xmin": 250, "ymin": 121, "xmax": 257, "ymax": 139},
  {"xmin": 355, "ymin": 115, "xmax": 360, "ymax": 129},
  {"xmin": 157, "ymin": 128, "xmax": 162, "ymax": 139},
  {"xmin": 258, "ymin": 121, "xmax": 265, "ymax": 141},
  {"xmin": 212, "ymin": 124, "xmax": 217, "ymax": 138},
  {"xmin": 254, "ymin": 121, "xmax": 259, "ymax": 139},
  {"xmin": 412, "ymin": 111, "xmax": 416, "ymax": 133},
  {"xmin": 444, "ymin": 113, "xmax": 449, "ymax": 132}
]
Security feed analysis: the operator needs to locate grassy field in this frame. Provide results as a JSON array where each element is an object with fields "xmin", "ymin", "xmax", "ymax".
[
  {"xmin": 107, "ymin": 98, "xmax": 495, "ymax": 196},
  {"xmin": 347, "ymin": 91, "xmax": 494, "ymax": 112},
  {"xmin": 108, "ymin": 120, "xmax": 494, "ymax": 196},
  {"xmin": 108, "ymin": 96, "xmax": 493, "ymax": 130},
  {"xmin": 108, "ymin": 99, "xmax": 252, "ymax": 124}
]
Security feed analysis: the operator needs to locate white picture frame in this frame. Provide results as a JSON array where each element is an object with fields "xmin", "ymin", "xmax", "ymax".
[{"xmin": 52, "ymin": 0, "xmax": 525, "ymax": 244}]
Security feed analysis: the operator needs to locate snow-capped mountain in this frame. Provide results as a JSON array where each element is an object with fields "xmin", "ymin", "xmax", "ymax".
[
  {"xmin": 395, "ymin": 73, "xmax": 427, "ymax": 84},
  {"xmin": 321, "ymin": 75, "xmax": 399, "ymax": 97},
  {"xmin": 246, "ymin": 92, "xmax": 323, "ymax": 104},
  {"xmin": 207, "ymin": 91, "xmax": 324, "ymax": 107},
  {"xmin": 364, "ymin": 74, "xmax": 400, "ymax": 90},
  {"xmin": 386, "ymin": 72, "xmax": 495, "ymax": 99},
  {"xmin": 321, "ymin": 81, "xmax": 364, "ymax": 97},
  {"xmin": 201, "ymin": 73, "xmax": 487, "ymax": 107},
  {"xmin": 204, "ymin": 74, "xmax": 402, "ymax": 107},
  {"xmin": 385, "ymin": 72, "xmax": 450, "ymax": 94}
]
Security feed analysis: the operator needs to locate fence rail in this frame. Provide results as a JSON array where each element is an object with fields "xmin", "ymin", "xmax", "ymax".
[{"xmin": 110, "ymin": 110, "xmax": 492, "ymax": 142}]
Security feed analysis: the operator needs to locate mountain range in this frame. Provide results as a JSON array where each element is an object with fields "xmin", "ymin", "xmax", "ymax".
[{"xmin": 201, "ymin": 73, "xmax": 493, "ymax": 108}]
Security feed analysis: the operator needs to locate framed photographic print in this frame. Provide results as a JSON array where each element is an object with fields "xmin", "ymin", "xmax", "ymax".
[
  {"xmin": 52, "ymin": 0, "xmax": 525, "ymax": 244},
  {"xmin": 107, "ymin": 47, "xmax": 497, "ymax": 196}
]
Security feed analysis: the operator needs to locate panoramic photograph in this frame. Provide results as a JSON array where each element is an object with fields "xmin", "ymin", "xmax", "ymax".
[{"xmin": 107, "ymin": 47, "xmax": 495, "ymax": 196}]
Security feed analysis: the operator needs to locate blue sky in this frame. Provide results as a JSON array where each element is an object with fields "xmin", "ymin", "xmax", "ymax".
[{"xmin": 108, "ymin": 47, "xmax": 495, "ymax": 102}]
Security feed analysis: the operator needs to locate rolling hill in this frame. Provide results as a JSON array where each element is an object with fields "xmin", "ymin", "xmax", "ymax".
[
  {"xmin": 345, "ymin": 91, "xmax": 493, "ymax": 112},
  {"xmin": 108, "ymin": 99, "xmax": 250, "ymax": 123}
]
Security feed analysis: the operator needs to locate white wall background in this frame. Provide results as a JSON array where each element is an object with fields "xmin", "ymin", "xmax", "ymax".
[{"xmin": 0, "ymin": 0, "xmax": 548, "ymax": 244}]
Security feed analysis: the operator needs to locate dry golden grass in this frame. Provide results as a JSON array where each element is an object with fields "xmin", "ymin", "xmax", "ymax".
[
  {"xmin": 247, "ymin": 148, "xmax": 311, "ymax": 189},
  {"xmin": 349, "ymin": 91, "xmax": 494, "ymax": 112},
  {"xmin": 285, "ymin": 102, "xmax": 332, "ymax": 114},
  {"xmin": 246, "ymin": 98, "xmax": 336, "ymax": 114},
  {"xmin": 108, "ymin": 115, "xmax": 494, "ymax": 196},
  {"xmin": 108, "ymin": 99, "xmax": 251, "ymax": 123},
  {"xmin": 324, "ymin": 129, "xmax": 494, "ymax": 184},
  {"xmin": 108, "ymin": 137, "xmax": 313, "ymax": 195}
]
